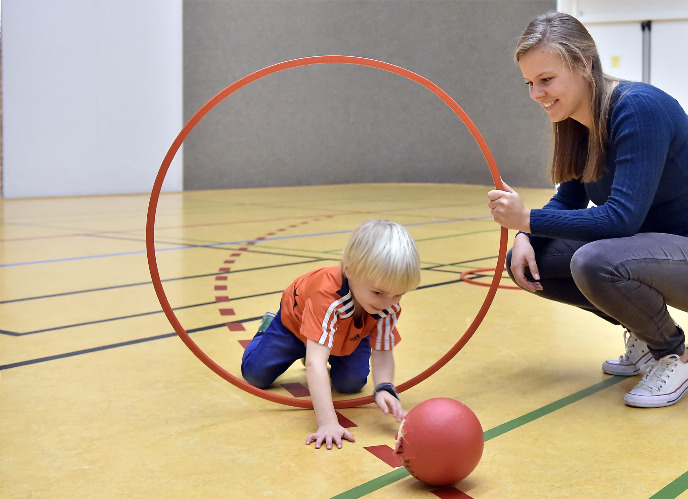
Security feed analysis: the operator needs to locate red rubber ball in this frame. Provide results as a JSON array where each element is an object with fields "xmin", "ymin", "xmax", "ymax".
[{"xmin": 394, "ymin": 397, "xmax": 484, "ymax": 487}]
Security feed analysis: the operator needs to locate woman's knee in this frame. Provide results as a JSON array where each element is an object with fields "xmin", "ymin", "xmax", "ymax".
[
  {"xmin": 570, "ymin": 241, "xmax": 619, "ymax": 290},
  {"xmin": 505, "ymin": 248, "xmax": 515, "ymax": 281}
]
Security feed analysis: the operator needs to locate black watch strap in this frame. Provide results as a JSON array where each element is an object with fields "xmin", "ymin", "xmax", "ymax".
[{"xmin": 373, "ymin": 382, "xmax": 399, "ymax": 400}]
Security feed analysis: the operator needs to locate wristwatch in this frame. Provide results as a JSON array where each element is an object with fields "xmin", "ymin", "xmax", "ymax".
[{"xmin": 373, "ymin": 382, "xmax": 399, "ymax": 400}]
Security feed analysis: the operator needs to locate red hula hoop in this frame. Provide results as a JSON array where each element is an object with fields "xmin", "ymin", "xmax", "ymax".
[{"xmin": 146, "ymin": 55, "xmax": 508, "ymax": 409}]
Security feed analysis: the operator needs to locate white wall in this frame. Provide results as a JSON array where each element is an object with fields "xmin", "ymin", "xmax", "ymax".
[
  {"xmin": 1, "ymin": 0, "xmax": 183, "ymax": 198},
  {"xmin": 559, "ymin": 0, "xmax": 688, "ymax": 22},
  {"xmin": 558, "ymin": 0, "xmax": 688, "ymax": 109},
  {"xmin": 650, "ymin": 20, "xmax": 688, "ymax": 111},
  {"xmin": 585, "ymin": 23, "xmax": 643, "ymax": 81}
]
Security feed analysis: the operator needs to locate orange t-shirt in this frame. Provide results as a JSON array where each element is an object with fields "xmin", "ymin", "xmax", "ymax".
[{"xmin": 280, "ymin": 266, "xmax": 402, "ymax": 356}]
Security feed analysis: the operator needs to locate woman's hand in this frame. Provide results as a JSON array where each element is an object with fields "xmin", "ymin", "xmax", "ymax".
[
  {"xmin": 510, "ymin": 233, "xmax": 542, "ymax": 291},
  {"xmin": 306, "ymin": 423, "xmax": 355, "ymax": 450},
  {"xmin": 487, "ymin": 181, "xmax": 531, "ymax": 232}
]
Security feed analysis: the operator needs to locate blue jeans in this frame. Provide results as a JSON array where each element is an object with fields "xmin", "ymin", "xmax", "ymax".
[
  {"xmin": 507, "ymin": 233, "xmax": 688, "ymax": 359},
  {"xmin": 241, "ymin": 310, "xmax": 371, "ymax": 393}
]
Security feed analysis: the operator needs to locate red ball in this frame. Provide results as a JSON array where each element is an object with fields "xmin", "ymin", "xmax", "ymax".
[{"xmin": 394, "ymin": 397, "xmax": 484, "ymax": 487}]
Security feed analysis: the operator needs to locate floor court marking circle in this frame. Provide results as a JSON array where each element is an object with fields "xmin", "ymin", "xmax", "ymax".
[
  {"xmin": 461, "ymin": 267, "xmax": 521, "ymax": 290},
  {"xmin": 146, "ymin": 55, "xmax": 508, "ymax": 408}
]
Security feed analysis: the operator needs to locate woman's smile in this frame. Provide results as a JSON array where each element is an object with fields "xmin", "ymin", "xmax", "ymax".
[{"xmin": 519, "ymin": 46, "xmax": 593, "ymax": 128}]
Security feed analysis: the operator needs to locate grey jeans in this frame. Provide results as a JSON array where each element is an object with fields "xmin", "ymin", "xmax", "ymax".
[{"xmin": 506, "ymin": 232, "xmax": 688, "ymax": 359}]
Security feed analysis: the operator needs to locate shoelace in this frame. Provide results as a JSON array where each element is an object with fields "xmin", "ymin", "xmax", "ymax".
[
  {"xmin": 620, "ymin": 328, "xmax": 639, "ymax": 361},
  {"xmin": 636, "ymin": 355, "xmax": 680, "ymax": 393},
  {"xmin": 640, "ymin": 358, "xmax": 658, "ymax": 374}
]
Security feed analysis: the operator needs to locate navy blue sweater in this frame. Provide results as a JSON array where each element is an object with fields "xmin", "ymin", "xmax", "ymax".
[{"xmin": 530, "ymin": 81, "xmax": 688, "ymax": 241}]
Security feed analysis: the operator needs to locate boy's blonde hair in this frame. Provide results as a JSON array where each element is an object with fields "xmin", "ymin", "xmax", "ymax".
[{"xmin": 341, "ymin": 219, "xmax": 421, "ymax": 293}]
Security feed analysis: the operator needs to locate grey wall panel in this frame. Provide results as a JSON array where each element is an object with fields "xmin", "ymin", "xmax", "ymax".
[{"xmin": 183, "ymin": 0, "xmax": 555, "ymax": 190}]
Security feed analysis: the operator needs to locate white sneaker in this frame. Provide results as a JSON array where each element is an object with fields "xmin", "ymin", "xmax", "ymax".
[
  {"xmin": 602, "ymin": 329, "xmax": 653, "ymax": 376},
  {"xmin": 624, "ymin": 354, "xmax": 688, "ymax": 408}
]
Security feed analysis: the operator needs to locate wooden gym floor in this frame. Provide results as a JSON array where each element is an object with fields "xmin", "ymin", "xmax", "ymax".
[{"xmin": 1, "ymin": 183, "xmax": 687, "ymax": 498}]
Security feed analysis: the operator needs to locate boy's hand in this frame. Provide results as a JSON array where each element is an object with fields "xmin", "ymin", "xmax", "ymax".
[
  {"xmin": 374, "ymin": 391, "xmax": 406, "ymax": 422},
  {"xmin": 306, "ymin": 423, "xmax": 355, "ymax": 450}
]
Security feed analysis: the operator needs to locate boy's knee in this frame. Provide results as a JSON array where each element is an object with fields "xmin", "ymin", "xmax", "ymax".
[
  {"xmin": 241, "ymin": 365, "xmax": 274, "ymax": 390},
  {"xmin": 332, "ymin": 376, "xmax": 367, "ymax": 394}
]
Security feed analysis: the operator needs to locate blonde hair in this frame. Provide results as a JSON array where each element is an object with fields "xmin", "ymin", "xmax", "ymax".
[
  {"xmin": 515, "ymin": 11, "xmax": 620, "ymax": 183},
  {"xmin": 341, "ymin": 219, "xmax": 421, "ymax": 293}
]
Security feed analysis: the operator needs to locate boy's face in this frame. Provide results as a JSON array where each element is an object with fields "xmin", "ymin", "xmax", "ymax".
[{"xmin": 347, "ymin": 274, "xmax": 406, "ymax": 316}]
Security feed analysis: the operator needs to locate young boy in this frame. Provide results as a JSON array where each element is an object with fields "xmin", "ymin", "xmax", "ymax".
[{"xmin": 241, "ymin": 219, "xmax": 421, "ymax": 450}]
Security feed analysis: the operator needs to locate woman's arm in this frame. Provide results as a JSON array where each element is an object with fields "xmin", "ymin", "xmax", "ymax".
[{"xmin": 531, "ymin": 91, "xmax": 673, "ymax": 240}]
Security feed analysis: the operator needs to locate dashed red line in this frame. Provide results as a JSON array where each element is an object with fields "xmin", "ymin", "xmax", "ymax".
[
  {"xmin": 336, "ymin": 411, "xmax": 357, "ymax": 428},
  {"xmin": 364, "ymin": 445, "xmax": 401, "ymax": 468},
  {"xmin": 214, "ymin": 216, "xmax": 332, "ymax": 335},
  {"xmin": 281, "ymin": 382, "xmax": 310, "ymax": 398},
  {"xmin": 431, "ymin": 488, "xmax": 474, "ymax": 498}
]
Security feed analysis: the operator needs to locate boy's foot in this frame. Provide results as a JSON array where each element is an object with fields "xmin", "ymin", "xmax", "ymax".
[
  {"xmin": 624, "ymin": 354, "xmax": 688, "ymax": 408},
  {"xmin": 602, "ymin": 329, "xmax": 652, "ymax": 376},
  {"xmin": 255, "ymin": 311, "xmax": 276, "ymax": 337}
]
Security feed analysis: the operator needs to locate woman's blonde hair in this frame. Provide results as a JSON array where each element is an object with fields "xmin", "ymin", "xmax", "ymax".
[
  {"xmin": 341, "ymin": 219, "xmax": 421, "ymax": 293},
  {"xmin": 515, "ymin": 11, "xmax": 620, "ymax": 183}
]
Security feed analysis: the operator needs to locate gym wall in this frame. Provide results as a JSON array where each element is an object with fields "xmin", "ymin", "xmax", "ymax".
[
  {"xmin": 182, "ymin": 0, "xmax": 556, "ymax": 191},
  {"xmin": 1, "ymin": 0, "xmax": 555, "ymax": 198}
]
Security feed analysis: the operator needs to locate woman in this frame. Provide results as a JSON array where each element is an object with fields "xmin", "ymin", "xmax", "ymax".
[{"xmin": 488, "ymin": 12, "xmax": 688, "ymax": 408}]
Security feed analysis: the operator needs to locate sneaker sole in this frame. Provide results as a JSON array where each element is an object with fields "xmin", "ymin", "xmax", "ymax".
[
  {"xmin": 624, "ymin": 385, "xmax": 688, "ymax": 408},
  {"xmin": 602, "ymin": 352, "xmax": 652, "ymax": 376}
]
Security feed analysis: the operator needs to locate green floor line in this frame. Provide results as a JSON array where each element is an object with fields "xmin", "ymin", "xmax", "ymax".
[
  {"xmin": 650, "ymin": 470, "xmax": 688, "ymax": 499},
  {"xmin": 330, "ymin": 468, "xmax": 410, "ymax": 499},
  {"xmin": 331, "ymin": 376, "xmax": 627, "ymax": 499},
  {"xmin": 483, "ymin": 375, "xmax": 627, "ymax": 441}
]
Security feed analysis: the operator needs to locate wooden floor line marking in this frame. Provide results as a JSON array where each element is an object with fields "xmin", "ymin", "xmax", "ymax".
[
  {"xmin": 649, "ymin": 469, "xmax": 688, "ymax": 499},
  {"xmin": 0, "ymin": 217, "xmax": 496, "ymax": 268},
  {"xmin": 363, "ymin": 445, "xmax": 400, "ymax": 468},
  {"xmin": 0, "ymin": 253, "xmax": 485, "ymax": 306},
  {"xmin": 0, "ymin": 320, "xmax": 259, "ymax": 370},
  {"xmin": 431, "ymin": 488, "xmax": 474, "ymax": 498}
]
